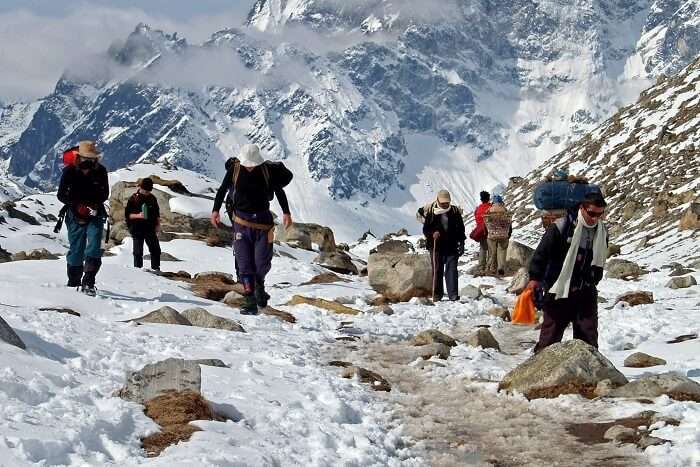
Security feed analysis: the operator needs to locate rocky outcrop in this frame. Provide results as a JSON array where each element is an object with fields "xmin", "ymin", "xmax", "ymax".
[
  {"xmin": 312, "ymin": 251, "xmax": 358, "ymax": 275},
  {"xmin": 109, "ymin": 178, "xmax": 227, "ymax": 246},
  {"xmin": 11, "ymin": 248, "xmax": 60, "ymax": 261},
  {"xmin": 679, "ymin": 203, "xmax": 700, "ymax": 230},
  {"xmin": 370, "ymin": 239, "xmax": 414, "ymax": 255},
  {"xmin": 606, "ymin": 259, "xmax": 645, "ymax": 280},
  {"xmin": 275, "ymin": 223, "xmax": 335, "ymax": 252},
  {"xmin": 499, "ymin": 340, "xmax": 628, "ymax": 399},
  {"xmin": 368, "ymin": 252, "xmax": 432, "ymax": 302}
]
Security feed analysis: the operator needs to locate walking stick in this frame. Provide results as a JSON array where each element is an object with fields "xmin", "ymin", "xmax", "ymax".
[{"xmin": 431, "ymin": 236, "xmax": 438, "ymax": 302}]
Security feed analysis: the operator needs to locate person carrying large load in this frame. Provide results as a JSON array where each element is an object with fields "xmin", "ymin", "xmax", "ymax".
[
  {"xmin": 418, "ymin": 190, "xmax": 466, "ymax": 301},
  {"xmin": 211, "ymin": 144, "xmax": 293, "ymax": 315},
  {"xmin": 57, "ymin": 140, "xmax": 109, "ymax": 296},
  {"xmin": 470, "ymin": 191, "xmax": 492, "ymax": 274},
  {"xmin": 484, "ymin": 195, "xmax": 512, "ymax": 276}
]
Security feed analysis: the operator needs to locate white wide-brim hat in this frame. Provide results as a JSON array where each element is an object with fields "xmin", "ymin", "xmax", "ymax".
[
  {"xmin": 239, "ymin": 144, "xmax": 264, "ymax": 168},
  {"xmin": 77, "ymin": 140, "xmax": 102, "ymax": 160}
]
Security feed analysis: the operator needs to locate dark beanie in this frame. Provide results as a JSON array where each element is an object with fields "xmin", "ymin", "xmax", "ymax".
[
  {"xmin": 480, "ymin": 191, "xmax": 490, "ymax": 203},
  {"xmin": 140, "ymin": 177, "xmax": 154, "ymax": 192},
  {"xmin": 583, "ymin": 191, "xmax": 607, "ymax": 208}
]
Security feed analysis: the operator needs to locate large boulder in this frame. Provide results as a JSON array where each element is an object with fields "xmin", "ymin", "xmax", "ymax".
[
  {"xmin": 498, "ymin": 340, "xmax": 628, "ymax": 399},
  {"xmin": 505, "ymin": 241, "xmax": 534, "ymax": 271},
  {"xmin": 608, "ymin": 373, "xmax": 700, "ymax": 402},
  {"xmin": 312, "ymin": 251, "xmax": 358, "ymax": 275},
  {"xmin": 606, "ymin": 259, "xmax": 645, "ymax": 280},
  {"xmin": 109, "ymin": 179, "xmax": 230, "ymax": 245},
  {"xmin": 116, "ymin": 358, "xmax": 227, "ymax": 404},
  {"xmin": 275, "ymin": 222, "xmax": 335, "ymax": 252},
  {"xmin": 465, "ymin": 328, "xmax": 500, "ymax": 351},
  {"xmin": 0, "ymin": 314, "xmax": 25, "ymax": 349},
  {"xmin": 507, "ymin": 267, "xmax": 529, "ymax": 295},
  {"xmin": 370, "ymin": 240, "xmax": 414, "ymax": 255},
  {"xmin": 368, "ymin": 252, "xmax": 432, "ymax": 302}
]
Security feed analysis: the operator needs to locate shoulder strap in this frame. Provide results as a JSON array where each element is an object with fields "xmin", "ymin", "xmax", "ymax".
[{"xmin": 231, "ymin": 159, "xmax": 241, "ymax": 188}]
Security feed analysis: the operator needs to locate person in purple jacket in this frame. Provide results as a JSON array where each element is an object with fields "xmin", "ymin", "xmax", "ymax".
[{"xmin": 211, "ymin": 144, "xmax": 293, "ymax": 315}]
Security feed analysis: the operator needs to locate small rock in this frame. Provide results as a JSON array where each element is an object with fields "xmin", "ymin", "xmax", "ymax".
[
  {"xmin": 39, "ymin": 307, "xmax": 80, "ymax": 317},
  {"xmin": 465, "ymin": 328, "xmax": 500, "ymax": 351},
  {"xmin": 222, "ymin": 290, "xmax": 247, "ymax": 307},
  {"xmin": 505, "ymin": 241, "xmax": 534, "ymax": 271},
  {"xmin": 180, "ymin": 308, "xmax": 245, "ymax": 332},
  {"xmin": 261, "ymin": 306, "xmax": 297, "ymax": 323},
  {"xmin": 11, "ymin": 248, "xmax": 60, "ymax": 261},
  {"xmin": 666, "ymin": 275, "xmax": 697, "ymax": 289},
  {"xmin": 193, "ymin": 271, "xmax": 235, "ymax": 284},
  {"xmin": 666, "ymin": 333, "xmax": 698, "ymax": 344},
  {"xmin": 624, "ymin": 352, "xmax": 667, "ymax": 368},
  {"xmin": 156, "ymin": 270, "xmax": 192, "ymax": 280},
  {"xmin": 286, "ymin": 295, "xmax": 361, "ymax": 315},
  {"xmin": 669, "ymin": 266, "xmax": 694, "ymax": 277},
  {"xmin": 594, "ymin": 379, "xmax": 615, "ymax": 397},
  {"xmin": 370, "ymin": 305, "xmax": 394, "ymax": 315},
  {"xmin": 488, "ymin": 306, "xmax": 511, "ymax": 321},
  {"xmin": 637, "ymin": 435, "xmax": 670, "ymax": 449},
  {"xmin": 606, "ymin": 259, "xmax": 645, "ymax": 280},
  {"xmin": 622, "ymin": 342, "xmax": 636, "ymax": 350},
  {"xmin": 679, "ymin": 202, "xmax": 700, "ymax": 230},
  {"xmin": 0, "ymin": 314, "xmax": 25, "ymax": 350},
  {"xmin": 603, "ymin": 425, "xmax": 637, "ymax": 443},
  {"xmin": 145, "ymin": 252, "xmax": 180, "ymax": 262},
  {"xmin": 336, "ymin": 243, "xmax": 350, "ymax": 252},
  {"xmin": 312, "ymin": 250, "xmax": 358, "ymax": 275},
  {"xmin": 459, "ymin": 285, "xmax": 482, "ymax": 300},
  {"xmin": 129, "ymin": 306, "xmax": 191, "ymax": 326},
  {"xmin": 507, "ymin": 267, "xmax": 529, "ymax": 295},
  {"xmin": 412, "ymin": 297, "xmax": 434, "ymax": 306},
  {"xmin": 607, "ymin": 244, "xmax": 621, "ymax": 257},
  {"xmin": 341, "ymin": 366, "xmax": 391, "ymax": 392},
  {"xmin": 616, "ymin": 291, "xmax": 654, "ymax": 306},
  {"xmin": 413, "ymin": 329, "xmax": 457, "ymax": 347},
  {"xmin": 301, "ymin": 272, "xmax": 349, "ymax": 285},
  {"xmin": 609, "ymin": 373, "xmax": 700, "ymax": 402},
  {"xmin": 414, "ymin": 343, "xmax": 452, "ymax": 360}
]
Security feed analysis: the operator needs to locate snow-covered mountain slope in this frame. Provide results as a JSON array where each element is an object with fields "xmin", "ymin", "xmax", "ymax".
[
  {"xmin": 1, "ymin": 2, "xmax": 699, "ymax": 239},
  {"xmin": 0, "ymin": 167, "xmax": 698, "ymax": 466},
  {"xmin": 504, "ymin": 55, "xmax": 700, "ymax": 265}
]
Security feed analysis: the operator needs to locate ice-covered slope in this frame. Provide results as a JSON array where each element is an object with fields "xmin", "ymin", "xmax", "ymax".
[{"xmin": 504, "ymin": 56, "xmax": 700, "ymax": 265}]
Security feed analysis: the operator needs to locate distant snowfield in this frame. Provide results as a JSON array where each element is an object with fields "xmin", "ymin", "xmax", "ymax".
[{"xmin": 0, "ymin": 166, "xmax": 698, "ymax": 466}]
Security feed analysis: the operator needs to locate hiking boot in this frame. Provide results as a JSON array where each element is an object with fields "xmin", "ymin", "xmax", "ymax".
[
  {"xmin": 240, "ymin": 295, "xmax": 259, "ymax": 315},
  {"xmin": 254, "ymin": 283, "xmax": 270, "ymax": 308},
  {"xmin": 67, "ymin": 265, "xmax": 83, "ymax": 288},
  {"xmin": 81, "ymin": 257, "xmax": 101, "ymax": 296},
  {"xmin": 448, "ymin": 296, "xmax": 460, "ymax": 302},
  {"xmin": 81, "ymin": 284, "xmax": 97, "ymax": 297}
]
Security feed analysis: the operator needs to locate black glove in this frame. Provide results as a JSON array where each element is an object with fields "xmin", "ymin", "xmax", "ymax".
[{"xmin": 457, "ymin": 243, "xmax": 465, "ymax": 256}]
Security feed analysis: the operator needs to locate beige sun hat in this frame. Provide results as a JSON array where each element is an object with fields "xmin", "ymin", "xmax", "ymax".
[
  {"xmin": 437, "ymin": 189, "xmax": 451, "ymax": 203},
  {"xmin": 239, "ymin": 144, "xmax": 264, "ymax": 168},
  {"xmin": 77, "ymin": 140, "xmax": 102, "ymax": 160}
]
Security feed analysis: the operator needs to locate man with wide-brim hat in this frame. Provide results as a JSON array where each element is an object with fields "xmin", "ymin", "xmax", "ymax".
[
  {"xmin": 57, "ymin": 140, "xmax": 109, "ymax": 296},
  {"xmin": 211, "ymin": 143, "xmax": 294, "ymax": 315},
  {"xmin": 419, "ymin": 189, "xmax": 466, "ymax": 301}
]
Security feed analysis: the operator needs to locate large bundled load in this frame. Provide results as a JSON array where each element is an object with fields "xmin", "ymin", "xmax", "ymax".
[{"xmin": 533, "ymin": 169, "xmax": 602, "ymax": 229}]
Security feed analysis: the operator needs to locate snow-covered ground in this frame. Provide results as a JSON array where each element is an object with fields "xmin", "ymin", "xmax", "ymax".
[{"xmin": 0, "ymin": 169, "xmax": 698, "ymax": 466}]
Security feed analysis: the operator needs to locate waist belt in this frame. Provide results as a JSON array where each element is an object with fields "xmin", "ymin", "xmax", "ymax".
[{"xmin": 233, "ymin": 215, "xmax": 274, "ymax": 231}]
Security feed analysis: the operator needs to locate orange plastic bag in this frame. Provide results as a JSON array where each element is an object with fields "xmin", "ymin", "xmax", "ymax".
[{"xmin": 512, "ymin": 288, "xmax": 536, "ymax": 325}]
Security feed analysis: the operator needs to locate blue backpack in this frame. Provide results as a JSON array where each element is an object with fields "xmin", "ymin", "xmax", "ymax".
[{"xmin": 533, "ymin": 180, "xmax": 602, "ymax": 210}]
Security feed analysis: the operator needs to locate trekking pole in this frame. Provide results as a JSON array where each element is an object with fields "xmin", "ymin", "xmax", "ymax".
[{"xmin": 431, "ymin": 236, "xmax": 438, "ymax": 302}]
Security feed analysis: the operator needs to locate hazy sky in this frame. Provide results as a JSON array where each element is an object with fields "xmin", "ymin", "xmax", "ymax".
[{"xmin": 0, "ymin": 1, "xmax": 256, "ymax": 101}]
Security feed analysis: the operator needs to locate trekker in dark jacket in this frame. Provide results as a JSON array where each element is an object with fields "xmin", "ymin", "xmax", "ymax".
[
  {"xmin": 125, "ymin": 177, "xmax": 161, "ymax": 271},
  {"xmin": 57, "ymin": 140, "xmax": 109, "ymax": 296},
  {"xmin": 527, "ymin": 192, "xmax": 609, "ymax": 352},
  {"xmin": 211, "ymin": 144, "xmax": 293, "ymax": 315},
  {"xmin": 420, "ymin": 190, "xmax": 466, "ymax": 301}
]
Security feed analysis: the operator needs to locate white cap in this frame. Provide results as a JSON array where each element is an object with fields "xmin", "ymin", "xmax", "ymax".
[{"xmin": 239, "ymin": 144, "xmax": 264, "ymax": 168}]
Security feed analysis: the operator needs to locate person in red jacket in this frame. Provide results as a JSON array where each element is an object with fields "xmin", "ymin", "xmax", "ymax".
[{"xmin": 474, "ymin": 191, "xmax": 492, "ymax": 273}]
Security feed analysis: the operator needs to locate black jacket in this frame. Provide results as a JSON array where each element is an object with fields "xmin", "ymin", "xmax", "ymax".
[
  {"xmin": 421, "ymin": 204, "xmax": 466, "ymax": 255},
  {"xmin": 57, "ymin": 164, "xmax": 109, "ymax": 215},
  {"xmin": 125, "ymin": 191, "xmax": 160, "ymax": 234},
  {"xmin": 213, "ymin": 161, "xmax": 292, "ymax": 215},
  {"xmin": 529, "ymin": 211, "xmax": 607, "ymax": 292}
]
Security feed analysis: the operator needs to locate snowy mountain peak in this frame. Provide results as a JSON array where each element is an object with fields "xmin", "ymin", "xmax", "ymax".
[{"xmin": 109, "ymin": 23, "xmax": 187, "ymax": 67}]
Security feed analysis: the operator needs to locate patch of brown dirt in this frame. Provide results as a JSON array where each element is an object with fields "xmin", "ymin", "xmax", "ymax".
[
  {"xmin": 286, "ymin": 295, "xmax": 360, "ymax": 315},
  {"xmin": 523, "ymin": 382, "xmax": 598, "ymax": 400},
  {"xmin": 566, "ymin": 415, "xmax": 652, "ymax": 445},
  {"xmin": 142, "ymin": 390, "xmax": 221, "ymax": 457}
]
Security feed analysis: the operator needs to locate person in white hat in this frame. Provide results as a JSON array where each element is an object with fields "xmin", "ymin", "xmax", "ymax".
[
  {"xmin": 211, "ymin": 144, "xmax": 294, "ymax": 314},
  {"xmin": 419, "ymin": 189, "xmax": 466, "ymax": 301},
  {"xmin": 57, "ymin": 140, "xmax": 109, "ymax": 296}
]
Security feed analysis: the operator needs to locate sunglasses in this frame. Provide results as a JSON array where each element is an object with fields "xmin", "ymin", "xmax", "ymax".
[{"xmin": 585, "ymin": 209, "xmax": 605, "ymax": 218}]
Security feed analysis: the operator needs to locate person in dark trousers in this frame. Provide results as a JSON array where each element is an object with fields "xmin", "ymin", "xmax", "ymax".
[
  {"xmin": 57, "ymin": 140, "xmax": 109, "ymax": 296},
  {"xmin": 527, "ymin": 192, "xmax": 609, "ymax": 352},
  {"xmin": 474, "ymin": 191, "xmax": 492, "ymax": 273},
  {"xmin": 211, "ymin": 144, "xmax": 293, "ymax": 315},
  {"xmin": 420, "ymin": 190, "xmax": 466, "ymax": 301},
  {"xmin": 125, "ymin": 177, "xmax": 161, "ymax": 271}
]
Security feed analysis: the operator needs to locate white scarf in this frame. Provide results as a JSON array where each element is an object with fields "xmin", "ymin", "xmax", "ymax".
[
  {"xmin": 432, "ymin": 204, "xmax": 450, "ymax": 215},
  {"xmin": 549, "ymin": 210, "xmax": 607, "ymax": 299}
]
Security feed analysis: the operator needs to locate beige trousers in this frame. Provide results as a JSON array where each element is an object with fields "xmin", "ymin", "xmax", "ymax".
[{"xmin": 487, "ymin": 238, "xmax": 508, "ymax": 273}]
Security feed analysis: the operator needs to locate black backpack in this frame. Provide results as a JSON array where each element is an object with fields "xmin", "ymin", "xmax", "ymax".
[{"xmin": 224, "ymin": 158, "xmax": 293, "ymax": 220}]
